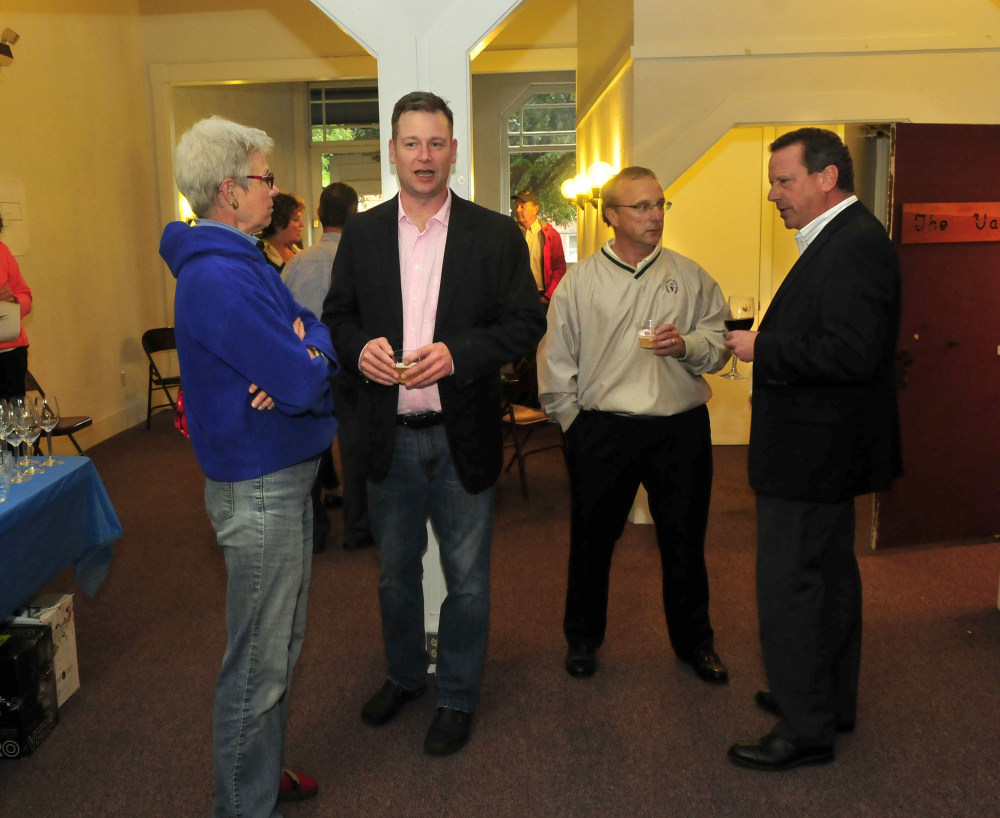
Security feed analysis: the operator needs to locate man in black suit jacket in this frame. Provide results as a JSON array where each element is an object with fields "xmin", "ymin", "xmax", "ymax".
[
  {"xmin": 323, "ymin": 92, "xmax": 545, "ymax": 756},
  {"xmin": 725, "ymin": 128, "xmax": 902, "ymax": 771}
]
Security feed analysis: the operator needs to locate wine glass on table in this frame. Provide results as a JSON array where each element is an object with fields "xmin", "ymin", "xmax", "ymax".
[
  {"xmin": 0, "ymin": 403, "xmax": 10, "ymax": 503},
  {"xmin": 7, "ymin": 404, "xmax": 30, "ymax": 483},
  {"xmin": 719, "ymin": 295, "xmax": 755, "ymax": 381},
  {"xmin": 34, "ymin": 395, "xmax": 62, "ymax": 466},
  {"xmin": 0, "ymin": 433, "xmax": 10, "ymax": 503},
  {"xmin": 0, "ymin": 399, "xmax": 11, "ymax": 463},
  {"xmin": 7, "ymin": 396, "xmax": 29, "ymax": 467},
  {"xmin": 19, "ymin": 401, "xmax": 45, "ymax": 476}
]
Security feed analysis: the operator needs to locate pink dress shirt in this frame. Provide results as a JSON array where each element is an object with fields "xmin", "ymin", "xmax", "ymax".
[{"xmin": 396, "ymin": 192, "xmax": 452, "ymax": 414}]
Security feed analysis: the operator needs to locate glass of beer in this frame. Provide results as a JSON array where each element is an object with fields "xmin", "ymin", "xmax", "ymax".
[
  {"xmin": 636, "ymin": 319, "xmax": 657, "ymax": 349},
  {"xmin": 393, "ymin": 349, "xmax": 418, "ymax": 382}
]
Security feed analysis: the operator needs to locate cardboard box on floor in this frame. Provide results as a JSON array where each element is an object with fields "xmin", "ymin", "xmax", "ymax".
[
  {"xmin": 0, "ymin": 624, "xmax": 59, "ymax": 758},
  {"xmin": 11, "ymin": 594, "xmax": 80, "ymax": 707}
]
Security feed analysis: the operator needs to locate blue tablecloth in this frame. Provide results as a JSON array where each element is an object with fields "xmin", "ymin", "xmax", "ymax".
[{"xmin": 0, "ymin": 455, "xmax": 122, "ymax": 620}]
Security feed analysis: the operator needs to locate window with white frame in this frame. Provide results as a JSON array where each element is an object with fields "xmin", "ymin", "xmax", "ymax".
[{"xmin": 504, "ymin": 85, "xmax": 577, "ymax": 261}]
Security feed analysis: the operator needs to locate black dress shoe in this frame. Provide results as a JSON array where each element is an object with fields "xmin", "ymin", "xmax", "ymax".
[
  {"xmin": 564, "ymin": 645, "xmax": 597, "ymax": 678},
  {"xmin": 728, "ymin": 733, "xmax": 834, "ymax": 771},
  {"xmin": 361, "ymin": 679, "xmax": 426, "ymax": 726},
  {"xmin": 686, "ymin": 640, "xmax": 729, "ymax": 684},
  {"xmin": 424, "ymin": 707, "xmax": 473, "ymax": 756},
  {"xmin": 755, "ymin": 690, "xmax": 855, "ymax": 733},
  {"xmin": 343, "ymin": 536, "xmax": 376, "ymax": 552}
]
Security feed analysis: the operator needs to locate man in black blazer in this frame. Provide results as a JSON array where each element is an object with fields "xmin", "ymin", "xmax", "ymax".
[
  {"xmin": 323, "ymin": 92, "xmax": 545, "ymax": 756},
  {"xmin": 725, "ymin": 128, "xmax": 902, "ymax": 771}
]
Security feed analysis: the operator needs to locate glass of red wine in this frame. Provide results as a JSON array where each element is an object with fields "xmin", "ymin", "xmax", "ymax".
[{"xmin": 719, "ymin": 295, "xmax": 755, "ymax": 380}]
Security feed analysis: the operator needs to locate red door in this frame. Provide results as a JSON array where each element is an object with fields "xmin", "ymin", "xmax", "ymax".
[{"xmin": 874, "ymin": 124, "xmax": 1000, "ymax": 548}]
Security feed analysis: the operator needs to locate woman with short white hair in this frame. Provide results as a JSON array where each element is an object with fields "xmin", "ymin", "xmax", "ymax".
[{"xmin": 160, "ymin": 116, "xmax": 339, "ymax": 817}]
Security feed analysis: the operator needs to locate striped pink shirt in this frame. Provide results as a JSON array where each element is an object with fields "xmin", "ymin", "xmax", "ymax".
[{"xmin": 397, "ymin": 191, "xmax": 452, "ymax": 414}]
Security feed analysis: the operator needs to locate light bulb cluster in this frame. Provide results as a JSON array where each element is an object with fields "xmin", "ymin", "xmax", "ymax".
[{"xmin": 561, "ymin": 161, "xmax": 617, "ymax": 208}]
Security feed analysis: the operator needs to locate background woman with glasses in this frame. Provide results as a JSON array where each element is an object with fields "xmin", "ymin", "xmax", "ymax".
[
  {"xmin": 258, "ymin": 191, "xmax": 306, "ymax": 273},
  {"xmin": 0, "ymin": 214, "xmax": 32, "ymax": 400}
]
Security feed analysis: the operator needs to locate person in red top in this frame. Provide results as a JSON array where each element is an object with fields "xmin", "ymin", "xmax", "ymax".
[
  {"xmin": 512, "ymin": 189, "xmax": 567, "ymax": 305},
  {"xmin": 0, "ymin": 215, "xmax": 32, "ymax": 400}
]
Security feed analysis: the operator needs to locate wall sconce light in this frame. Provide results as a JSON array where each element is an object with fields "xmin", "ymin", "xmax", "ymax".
[
  {"xmin": 562, "ymin": 161, "xmax": 617, "ymax": 209},
  {"xmin": 559, "ymin": 177, "xmax": 579, "ymax": 208},
  {"xmin": 573, "ymin": 171, "xmax": 592, "ymax": 206}
]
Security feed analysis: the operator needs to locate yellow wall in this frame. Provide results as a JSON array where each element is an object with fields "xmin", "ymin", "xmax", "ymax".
[
  {"xmin": 573, "ymin": 0, "xmax": 1000, "ymax": 194},
  {"xmin": 659, "ymin": 124, "xmax": 846, "ymax": 444},
  {"xmin": 0, "ymin": 1, "xmax": 163, "ymax": 449},
  {"xmin": 622, "ymin": 0, "xmax": 1000, "ymax": 189},
  {"xmin": 634, "ymin": 0, "xmax": 998, "ymax": 46},
  {"xmin": 662, "ymin": 129, "xmax": 765, "ymax": 444},
  {"xmin": 171, "ymin": 85, "xmax": 300, "ymax": 193},
  {"xmin": 631, "ymin": 49, "xmax": 1000, "ymax": 191},
  {"xmin": 576, "ymin": 0, "xmax": 632, "ymax": 115},
  {"xmin": 575, "ymin": 63, "xmax": 633, "ymax": 259},
  {"xmin": 0, "ymin": 1, "xmax": 369, "ymax": 450},
  {"xmin": 137, "ymin": 0, "xmax": 366, "ymax": 64},
  {"xmin": 569, "ymin": 0, "xmax": 1000, "ymax": 446},
  {"xmin": 488, "ymin": 0, "xmax": 576, "ymax": 52}
]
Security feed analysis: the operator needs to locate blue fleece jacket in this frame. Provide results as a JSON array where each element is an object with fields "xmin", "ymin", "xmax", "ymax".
[{"xmin": 159, "ymin": 221, "xmax": 338, "ymax": 482}]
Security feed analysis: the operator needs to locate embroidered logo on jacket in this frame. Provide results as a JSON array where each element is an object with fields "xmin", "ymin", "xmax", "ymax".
[{"xmin": 665, "ymin": 279, "xmax": 678, "ymax": 294}]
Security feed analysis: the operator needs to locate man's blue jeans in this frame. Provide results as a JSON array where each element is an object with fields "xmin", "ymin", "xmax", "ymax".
[
  {"xmin": 206, "ymin": 456, "xmax": 318, "ymax": 818},
  {"xmin": 367, "ymin": 424, "xmax": 494, "ymax": 713}
]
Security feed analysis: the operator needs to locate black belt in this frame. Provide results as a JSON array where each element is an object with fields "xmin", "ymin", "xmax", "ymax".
[{"xmin": 396, "ymin": 412, "xmax": 444, "ymax": 430}]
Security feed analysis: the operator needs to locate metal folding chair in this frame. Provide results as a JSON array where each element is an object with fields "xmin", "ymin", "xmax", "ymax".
[{"xmin": 142, "ymin": 327, "xmax": 181, "ymax": 429}]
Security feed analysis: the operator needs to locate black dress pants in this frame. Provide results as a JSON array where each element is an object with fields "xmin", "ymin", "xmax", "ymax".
[
  {"xmin": 755, "ymin": 494, "xmax": 861, "ymax": 747},
  {"xmin": 0, "ymin": 346, "xmax": 28, "ymax": 400},
  {"xmin": 563, "ymin": 405, "xmax": 715, "ymax": 658},
  {"xmin": 309, "ymin": 446, "xmax": 335, "ymax": 547},
  {"xmin": 332, "ymin": 374, "xmax": 372, "ymax": 549}
]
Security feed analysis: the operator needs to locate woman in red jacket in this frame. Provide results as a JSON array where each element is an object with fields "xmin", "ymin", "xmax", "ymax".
[{"xmin": 0, "ymin": 214, "xmax": 32, "ymax": 400}]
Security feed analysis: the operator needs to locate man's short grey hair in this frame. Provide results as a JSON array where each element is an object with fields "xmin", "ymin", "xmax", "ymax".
[
  {"xmin": 601, "ymin": 166, "xmax": 659, "ymax": 226},
  {"xmin": 174, "ymin": 116, "xmax": 274, "ymax": 217}
]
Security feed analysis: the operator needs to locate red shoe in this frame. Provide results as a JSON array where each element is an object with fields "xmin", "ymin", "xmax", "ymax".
[{"xmin": 278, "ymin": 769, "xmax": 318, "ymax": 802}]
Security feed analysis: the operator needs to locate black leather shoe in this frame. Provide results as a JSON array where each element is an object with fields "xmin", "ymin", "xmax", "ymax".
[
  {"xmin": 755, "ymin": 690, "xmax": 855, "ymax": 733},
  {"xmin": 361, "ymin": 680, "xmax": 426, "ymax": 726},
  {"xmin": 424, "ymin": 707, "xmax": 473, "ymax": 756},
  {"xmin": 687, "ymin": 640, "xmax": 729, "ymax": 684},
  {"xmin": 343, "ymin": 536, "xmax": 376, "ymax": 552},
  {"xmin": 728, "ymin": 733, "xmax": 834, "ymax": 771},
  {"xmin": 564, "ymin": 645, "xmax": 597, "ymax": 678}
]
